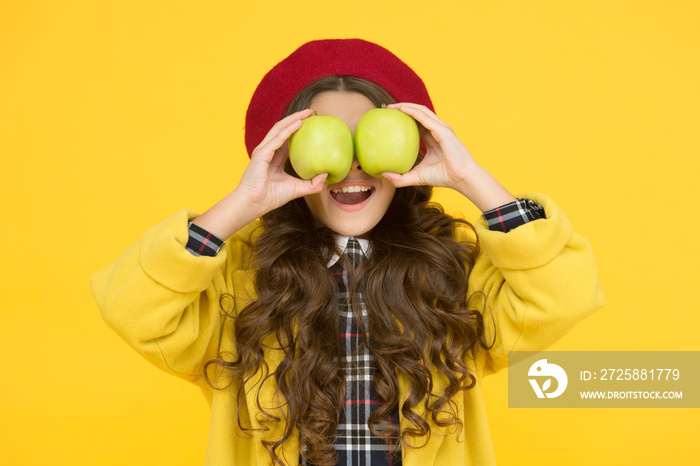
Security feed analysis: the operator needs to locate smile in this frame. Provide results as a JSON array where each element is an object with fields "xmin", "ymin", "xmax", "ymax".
[{"xmin": 329, "ymin": 184, "xmax": 376, "ymax": 211}]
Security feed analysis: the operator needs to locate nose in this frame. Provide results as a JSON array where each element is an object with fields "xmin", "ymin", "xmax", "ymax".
[{"xmin": 350, "ymin": 155, "xmax": 363, "ymax": 173}]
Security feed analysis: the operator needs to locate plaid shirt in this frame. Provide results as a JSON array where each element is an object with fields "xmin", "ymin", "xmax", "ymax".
[
  {"xmin": 301, "ymin": 236, "xmax": 402, "ymax": 465},
  {"xmin": 186, "ymin": 198, "xmax": 544, "ymax": 464},
  {"xmin": 481, "ymin": 198, "xmax": 545, "ymax": 233}
]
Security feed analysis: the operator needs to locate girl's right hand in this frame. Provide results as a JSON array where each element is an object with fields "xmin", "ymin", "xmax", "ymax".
[
  {"xmin": 191, "ymin": 110, "xmax": 326, "ymax": 240},
  {"xmin": 235, "ymin": 108, "xmax": 328, "ymax": 215}
]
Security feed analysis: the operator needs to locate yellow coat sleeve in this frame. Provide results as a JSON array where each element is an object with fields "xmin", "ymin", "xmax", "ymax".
[
  {"xmin": 89, "ymin": 209, "xmax": 258, "ymax": 388},
  {"xmin": 463, "ymin": 192, "xmax": 605, "ymax": 375}
]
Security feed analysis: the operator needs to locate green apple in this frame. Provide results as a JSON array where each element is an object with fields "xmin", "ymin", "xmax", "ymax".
[
  {"xmin": 354, "ymin": 108, "xmax": 420, "ymax": 177},
  {"xmin": 288, "ymin": 115, "xmax": 354, "ymax": 184}
]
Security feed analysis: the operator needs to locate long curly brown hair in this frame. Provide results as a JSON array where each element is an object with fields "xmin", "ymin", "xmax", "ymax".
[{"xmin": 206, "ymin": 76, "xmax": 490, "ymax": 465}]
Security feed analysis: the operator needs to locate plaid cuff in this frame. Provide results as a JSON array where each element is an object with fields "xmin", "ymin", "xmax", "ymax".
[
  {"xmin": 483, "ymin": 198, "xmax": 546, "ymax": 233},
  {"xmin": 186, "ymin": 222, "xmax": 225, "ymax": 256}
]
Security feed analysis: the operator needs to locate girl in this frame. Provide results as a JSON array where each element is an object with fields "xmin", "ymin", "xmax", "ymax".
[{"xmin": 91, "ymin": 39, "xmax": 604, "ymax": 466}]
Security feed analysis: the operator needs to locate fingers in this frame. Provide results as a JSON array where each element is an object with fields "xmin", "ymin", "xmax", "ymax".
[
  {"xmin": 292, "ymin": 172, "xmax": 328, "ymax": 198},
  {"xmin": 381, "ymin": 104, "xmax": 456, "ymax": 189},
  {"xmin": 387, "ymin": 103, "xmax": 454, "ymax": 144},
  {"xmin": 381, "ymin": 170, "xmax": 423, "ymax": 189},
  {"xmin": 259, "ymin": 108, "xmax": 314, "ymax": 146},
  {"xmin": 268, "ymin": 141, "xmax": 289, "ymax": 172},
  {"xmin": 252, "ymin": 109, "xmax": 314, "ymax": 163},
  {"xmin": 420, "ymin": 129, "xmax": 440, "ymax": 153},
  {"xmin": 387, "ymin": 102, "xmax": 442, "ymax": 125}
]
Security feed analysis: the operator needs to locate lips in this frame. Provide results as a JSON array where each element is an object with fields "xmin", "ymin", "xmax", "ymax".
[
  {"xmin": 330, "ymin": 185, "xmax": 374, "ymax": 205},
  {"xmin": 328, "ymin": 182, "xmax": 376, "ymax": 211}
]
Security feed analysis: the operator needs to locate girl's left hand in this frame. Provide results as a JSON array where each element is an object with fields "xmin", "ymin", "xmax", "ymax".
[
  {"xmin": 381, "ymin": 103, "xmax": 477, "ymax": 192},
  {"xmin": 382, "ymin": 103, "xmax": 516, "ymax": 211}
]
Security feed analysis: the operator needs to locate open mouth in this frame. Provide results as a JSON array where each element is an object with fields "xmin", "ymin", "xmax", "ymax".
[{"xmin": 329, "ymin": 185, "xmax": 375, "ymax": 206}]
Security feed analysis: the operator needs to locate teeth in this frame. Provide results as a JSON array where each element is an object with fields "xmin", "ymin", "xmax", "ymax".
[{"xmin": 331, "ymin": 185, "xmax": 372, "ymax": 194}]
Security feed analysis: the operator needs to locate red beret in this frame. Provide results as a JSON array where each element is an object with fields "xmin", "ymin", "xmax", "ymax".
[{"xmin": 244, "ymin": 38, "xmax": 434, "ymax": 157}]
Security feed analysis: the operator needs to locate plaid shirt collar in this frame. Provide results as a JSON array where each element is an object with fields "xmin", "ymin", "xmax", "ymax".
[{"xmin": 327, "ymin": 235, "xmax": 372, "ymax": 268}]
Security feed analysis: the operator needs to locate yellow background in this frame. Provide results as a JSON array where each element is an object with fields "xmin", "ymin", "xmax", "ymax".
[{"xmin": 1, "ymin": 1, "xmax": 698, "ymax": 464}]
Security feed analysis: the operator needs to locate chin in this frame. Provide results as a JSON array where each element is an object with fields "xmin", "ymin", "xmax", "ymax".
[{"xmin": 327, "ymin": 220, "xmax": 379, "ymax": 237}]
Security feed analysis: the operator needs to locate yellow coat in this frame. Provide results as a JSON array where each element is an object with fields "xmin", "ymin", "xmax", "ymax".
[{"xmin": 90, "ymin": 192, "xmax": 604, "ymax": 465}]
